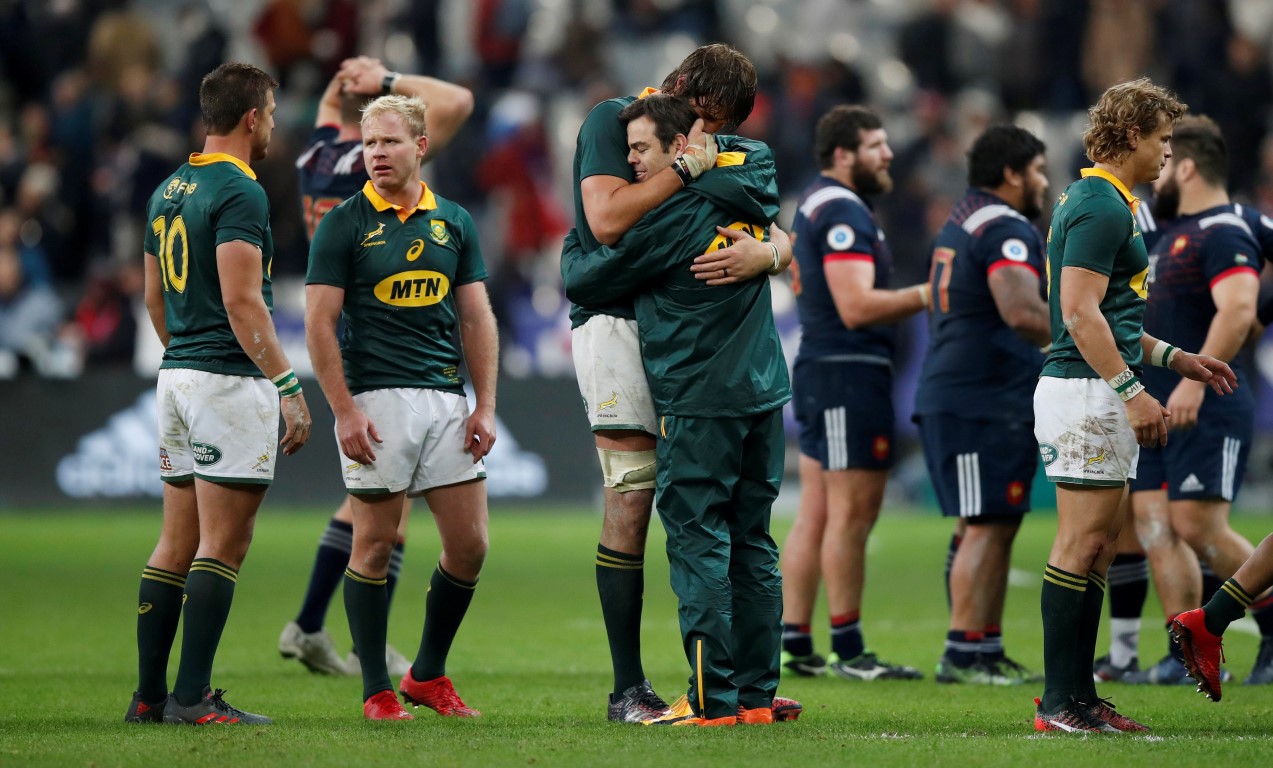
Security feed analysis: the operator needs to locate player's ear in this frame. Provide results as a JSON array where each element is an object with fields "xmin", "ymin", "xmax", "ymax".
[
  {"xmin": 674, "ymin": 134, "xmax": 690, "ymax": 156},
  {"xmin": 1126, "ymin": 125, "xmax": 1141, "ymax": 151}
]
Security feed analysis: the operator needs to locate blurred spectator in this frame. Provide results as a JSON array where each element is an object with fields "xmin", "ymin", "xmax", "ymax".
[
  {"xmin": 1195, "ymin": 34, "xmax": 1273, "ymax": 195},
  {"xmin": 1081, "ymin": 0, "xmax": 1155, "ymax": 98},
  {"xmin": 476, "ymin": 0, "xmax": 532, "ymax": 90},
  {"xmin": 477, "ymin": 91, "xmax": 567, "ymax": 339},
  {"xmin": 0, "ymin": 208, "xmax": 63, "ymax": 375},
  {"xmin": 60, "ymin": 257, "xmax": 142, "ymax": 369}
]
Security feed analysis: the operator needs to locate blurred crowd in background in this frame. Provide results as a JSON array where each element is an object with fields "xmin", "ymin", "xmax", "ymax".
[{"xmin": 2, "ymin": 0, "xmax": 1273, "ymax": 392}]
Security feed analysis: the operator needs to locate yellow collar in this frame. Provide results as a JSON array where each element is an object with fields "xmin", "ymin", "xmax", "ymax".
[
  {"xmin": 188, "ymin": 152, "xmax": 255, "ymax": 180},
  {"xmin": 1080, "ymin": 167, "xmax": 1140, "ymax": 214},
  {"xmin": 638, "ymin": 87, "xmax": 658, "ymax": 99},
  {"xmin": 361, "ymin": 180, "xmax": 437, "ymax": 222}
]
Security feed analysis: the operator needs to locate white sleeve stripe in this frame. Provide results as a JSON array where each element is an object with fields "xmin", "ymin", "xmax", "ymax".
[
  {"xmin": 1135, "ymin": 204, "xmax": 1157, "ymax": 232},
  {"xmin": 799, "ymin": 186, "xmax": 864, "ymax": 218},
  {"xmin": 960, "ymin": 204, "xmax": 1027, "ymax": 234},
  {"xmin": 1199, "ymin": 212, "xmax": 1253, "ymax": 238},
  {"xmin": 294, "ymin": 141, "xmax": 327, "ymax": 169},
  {"xmin": 334, "ymin": 146, "xmax": 363, "ymax": 176}
]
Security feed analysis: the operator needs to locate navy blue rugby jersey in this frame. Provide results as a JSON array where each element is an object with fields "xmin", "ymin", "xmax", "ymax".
[
  {"xmin": 914, "ymin": 189, "xmax": 1046, "ymax": 422},
  {"xmin": 792, "ymin": 176, "xmax": 894, "ymax": 364},
  {"xmin": 1143, "ymin": 204, "xmax": 1262, "ymax": 406},
  {"xmin": 296, "ymin": 124, "xmax": 366, "ymax": 242}
]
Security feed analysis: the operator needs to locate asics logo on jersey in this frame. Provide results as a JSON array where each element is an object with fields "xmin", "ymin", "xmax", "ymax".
[
  {"xmin": 362, "ymin": 222, "xmax": 386, "ymax": 246},
  {"xmin": 138, "ymin": 603, "xmax": 153, "ymax": 615},
  {"xmin": 597, "ymin": 392, "xmax": 619, "ymax": 411},
  {"xmin": 406, "ymin": 238, "xmax": 425, "ymax": 262}
]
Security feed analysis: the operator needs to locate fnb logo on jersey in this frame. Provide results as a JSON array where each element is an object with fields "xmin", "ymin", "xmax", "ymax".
[
  {"xmin": 163, "ymin": 178, "xmax": 198, "ymax": 199},
  {"xmin": 375, "ymin": 271, "xmax": 450, "ymax": 306}
]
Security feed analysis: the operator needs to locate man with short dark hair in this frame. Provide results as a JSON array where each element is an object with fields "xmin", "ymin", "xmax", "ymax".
[
  {"xmin": 564, "ymin": 43, "xmax": 797, "ymax": 724},
  {"xmin": 1107, "ymin": 115, "xmax": 1269, "ymax": 686},
  {"xmin": 565, "ymin": 92, "xmax": 790, "ymax": 726},
  {"xmin": 915, "ymin": 125, "xmax": 1051, "ymax": 685},
  {"xmin": 128, "ymin": 62, "xmax": 312, "ymax": 726},
  {"xmin": 780, "ymin": 105, "xmax": 929, "ymax": 683}
]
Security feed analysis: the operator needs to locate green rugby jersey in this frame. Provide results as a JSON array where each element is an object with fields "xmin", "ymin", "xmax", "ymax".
[
  {"xmin": 562, "ymin": 92, "xmax": 641, "ymax": 329},
  {"xmin": 562, "ymin": 136, "xmax": 791, "ymax": 417},
  {"xmin": 306, "ymin": 180, "xmax": 486, "ymax": 395},
  {"xmin": 1042, "ymin": 168, "xmax": 1149, "ymax": 379},
  {"xmin": 143, "ymin": 153, "xmax": 274, "ymax": 377}
]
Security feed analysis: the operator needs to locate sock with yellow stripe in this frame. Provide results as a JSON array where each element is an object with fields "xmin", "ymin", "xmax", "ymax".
[
  {"xmin": 344, "ymin": 568, "xmax": 391, "ymax": 700},
  {"xmin": 1040, "ymin": 564, "xmax": 1086, "ymax": 712},
  {"xmin": 173, "ymin": 558, "xmax": 238, "ymax": 706},
  {"xmin": 1203, "ymin": 577, "xmax": 1254, "ymax": 637},
  {"xmin": 136, "ymin": 566, "xmax": 186, "ymax": 702},
  {"xmin": 596, "ymin": 544, "xmax": 646, "ymax": 695},
  {"xmin": 1075, "ymin": 572, "xmax": 1106, "ymax": 703},
  {"xmin": 412, "ymin": 564, "xmax": 477, "ymax": 681}
]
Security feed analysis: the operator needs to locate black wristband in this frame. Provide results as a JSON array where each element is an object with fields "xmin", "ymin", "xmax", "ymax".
[
  {"xmin": 381, "ymin": 72, "xmax": 400, "ymax": 95},
  {"xmin": 672, "ymin": 156, "xmax": 694, "ymax": 187}
]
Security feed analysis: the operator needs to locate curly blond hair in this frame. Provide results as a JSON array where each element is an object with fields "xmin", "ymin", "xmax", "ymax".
[{"xmin": 1083, "ymin": 77, "xmax": 1186, "ymax": 164}]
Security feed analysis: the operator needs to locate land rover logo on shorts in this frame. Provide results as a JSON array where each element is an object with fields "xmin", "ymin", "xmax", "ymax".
[
  {"xmin": 192, "ymin": 442, "xmax": 223, "ymax": 467},
  {"xmin": 429, "ymin": 219, "xmax": 450, "ymax": 245},
  {"xmin": 1039, "ymin": 443, "xmax": 1058, "ymax": 466},
  {"xmin": 374, "ymin": 270, "xmax": 451, "ymax": 307}
]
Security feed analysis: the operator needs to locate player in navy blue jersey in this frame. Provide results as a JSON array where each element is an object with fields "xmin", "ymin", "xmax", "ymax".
[
  {"xmin": 1090, "ymin": 117, "xmax": 1273, "ymax": 688},
  {"xmin": 780, "ymin": 106, "xmax": 930, "ymax": 682},
  {"xmin": 279, "ymin": 56, "xmax": 473, "ymax": 678},
  {"xmin": 1097, "ymin": 185, "xmax": 1273, "ymax": 684},
  {"xmin": 913, "ymin": 125, "xmax": 1052, "ymax": 685}
]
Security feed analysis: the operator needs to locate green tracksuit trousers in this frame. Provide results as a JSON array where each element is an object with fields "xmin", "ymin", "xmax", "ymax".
[{"xmin": 655, "ymin": 408, "xmax": 784, "ymax": 719}]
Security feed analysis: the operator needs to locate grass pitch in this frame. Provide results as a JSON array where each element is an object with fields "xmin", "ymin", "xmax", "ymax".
[{"xmin": 3, "ymin": 505, "xmax": 1273, "ymax": 767}]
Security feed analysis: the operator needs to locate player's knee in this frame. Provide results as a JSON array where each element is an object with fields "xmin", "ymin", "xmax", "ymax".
[{"xmin": 598, "ymin": 448, "xmax": 656, "ymax": 493}]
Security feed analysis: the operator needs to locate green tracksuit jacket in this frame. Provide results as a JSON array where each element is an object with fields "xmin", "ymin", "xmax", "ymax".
[{"xmin": 563, "ymin": 135, "xmax": 790, "ymax": 718}]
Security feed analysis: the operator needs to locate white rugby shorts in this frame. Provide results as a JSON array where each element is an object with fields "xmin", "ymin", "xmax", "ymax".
[
  {"xmin": 156, "ymin": 368, "xmax": 278, "ymax": 484},
  {"xmin": 570, "ymin": 314, "xmax": 657, "ymax": 436},
  {"xmin": 340, "ymin": 387, "xmax": 485, "ymax": 495},
  {"xmin": 1034, "ymin": 376, "xmax": 1139, "ymax": 487}
]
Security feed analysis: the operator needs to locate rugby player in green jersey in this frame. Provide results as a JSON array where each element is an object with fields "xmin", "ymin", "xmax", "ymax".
[
  {"xmin": 564, "ymin": 94, "xmax": 790, "ymax": 727},
  {"xmin": 306, "ymin": 95, "xmax": 498, "ymax": 721},
  {"xmin": 127, "ymin": 63, "xmax": 313, "ymax": 726},
  {"xmin": 563, "ymin": 43, "xmax": 797, "ymax": 725},
  {"xmin": 281, "ymin": 54, "xmax": 475, "ymax": 680},
  {"xmin": 1033, "ymin": 77, "xmax": 1235, "ymax": 733}
]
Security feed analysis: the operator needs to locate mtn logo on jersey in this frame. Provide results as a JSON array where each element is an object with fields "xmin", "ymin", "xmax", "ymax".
[
  {"xmin": 1180, "ymin": 474, "xmax": 1205, "ymax": 493},
  {"xmin": 827, "ymin": 224, "xmax": 855, "ymax": 251},
  {"xmin": 429, "ymin": 219, "xmax": 450, "ymax": 245},
  {"xmin": 374, "ymin": 270, "xmax": 450, "ymax": 306},
  {"xmin": 362, "ymin": 222, "xmax": 386, "ymax": 246}
]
